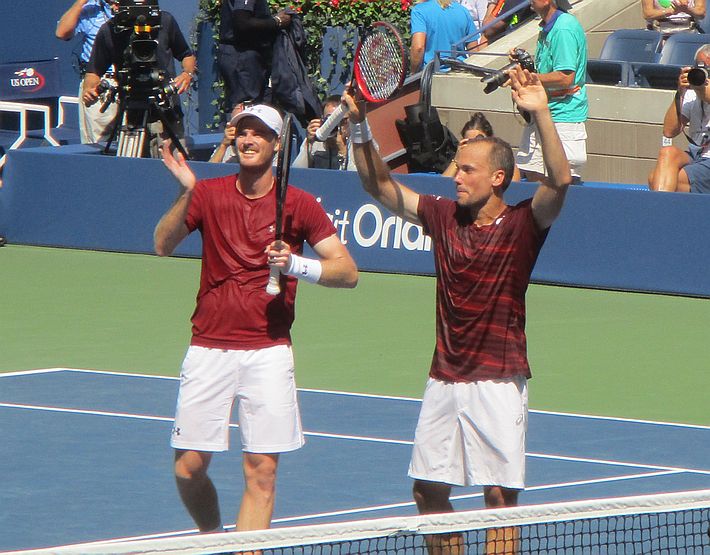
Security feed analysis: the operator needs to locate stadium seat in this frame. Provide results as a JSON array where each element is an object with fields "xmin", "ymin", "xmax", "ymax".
[
  {"xmin": 695, "ymin": 10, "xmax": 710, "ymax": 33},
  {"xmin": 658, "ymin": 32, "xmax": 710, "ymax": 65},
  {"xmin": 598, "ymin": 29, "xmax": 663, "ymax": 63},
  {"xmin": 630, "ymin": 33, "xmax": 710, "ymax": 89},
  {"xmin": 586, "ymin": 59, "xmax": 635, "ymax": 86},
  {"xmin": 586, "ymin": 29, "xmax": 663, "ymax": 87}
]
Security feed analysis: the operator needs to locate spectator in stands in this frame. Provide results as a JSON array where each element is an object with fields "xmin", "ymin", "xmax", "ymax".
[
  {"xmin": 649, "ymin": 45, "xmax": 710, "ymax": 193},
  {"xmin": 82, "ymin": 4, "xmax": 197, "ymax": 158},
  {"xmin": 458, "ymin": 0, "xmax": 490, "ymax": 31},
  {"xmin": 442, "ymin": 112, "xmax": 521, "ymax": 180},
  {"xmin": 410, "ymin": 0, "xmax": 478, "ymax": 74},
  {"xmin": 217, "ymin": 0, "xmax": 292, "ymax": 108},
  {"xmin": 642, "ymin": 0, "xmax": 706, "ymax": 35},
  {"xmin": 480, "ymin": 0, "xmax": 536, "ymax": 46},
  {"xmin": 515, "ymin": 0, "xmax": 587, "ymax": 183},
  {"xmin": 293, "ymin": 96, "xmax": 355, "ymax": 171},
  {"xmin": 56, "ymin": 0, "xmax": 119, "ymax": 144},
  {"xmin": 208, "ymin": 103, "xmax": 245, "ymax": 164}
]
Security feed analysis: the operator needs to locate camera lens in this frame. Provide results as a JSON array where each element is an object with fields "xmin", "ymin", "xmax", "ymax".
[{"xmin": 688, "ymin": 67, "xmax": 708, "ymax": 87}]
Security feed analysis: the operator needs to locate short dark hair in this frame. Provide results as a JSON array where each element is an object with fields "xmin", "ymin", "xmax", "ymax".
[
  {"xmin": 460, "ymin": 112, "xmax": 494, "ymax": 139},
  {"xmin": 324, "ymin": 94, "xmax": 342, "ymax": 109},
  {"xmin": 476, "ymin": 136, "xmax": 515, "ymax": 190}
]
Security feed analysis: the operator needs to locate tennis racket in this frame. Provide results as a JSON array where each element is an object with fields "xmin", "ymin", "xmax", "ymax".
[
  {"xmin": 315, "ymin": 21, "xmax": 407, "ymax": 141},
  {"xmin": 266, "ymin": 113, "xmax": 293, "ymax": 296}
]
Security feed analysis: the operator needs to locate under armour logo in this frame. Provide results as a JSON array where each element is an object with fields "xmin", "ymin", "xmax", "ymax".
[{"xmin": 172, "ymin": 427, "xmax": 181, "ymax": 436}]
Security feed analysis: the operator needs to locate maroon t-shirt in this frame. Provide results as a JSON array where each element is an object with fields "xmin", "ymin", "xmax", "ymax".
[
  {"xmin": 185, "ymin": 174, "xmax": 336, "ymax": 349},
  {"xmin": 417, "ymin": 195, "xmax": 548, "ymax": 382}
]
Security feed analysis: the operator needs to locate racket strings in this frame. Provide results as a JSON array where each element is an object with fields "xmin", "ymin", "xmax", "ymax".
[{"xmin": 358, "ymin": 30, "xmax": 404, "ymax": 100}]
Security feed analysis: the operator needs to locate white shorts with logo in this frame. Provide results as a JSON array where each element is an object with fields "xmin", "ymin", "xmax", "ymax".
[
  {"xmin": 171, "ymin": 344, "xmax": 305, "ymax": 454},
  {"xmin": 408, "ymin": 376, "xmax": 528, "ymax": 489},
  {"xmin": 517, "ymin": 121, "xmax": 587, "ymax": 178}
]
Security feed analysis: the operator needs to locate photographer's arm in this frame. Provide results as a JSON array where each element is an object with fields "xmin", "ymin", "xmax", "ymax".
[
  {"xmin": 664, "ymin": 68, "xmax": 690, "ymax": 138},
  {"xmin": 174, "ymin": 55, "xmax": 197, "ymax": 94},
  {"xmin": 56, "ymin": 0, "xmax": 87, "ymax": 39},
  {"xmin": 82, "ymin": 72, "xmax": 101, "ymax": 106},
  {"xmin": 536, "ymin": 69, "xmax": 575, "ymax": 90}
]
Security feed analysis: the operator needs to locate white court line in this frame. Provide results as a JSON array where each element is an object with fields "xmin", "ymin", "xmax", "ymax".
[
  {"xmin": 0, "ymin": 403, "xmax": 175, "ymax": 424},
  {"xmin": 69, "ymin": 470, "xmax": 690, "ymax": 546},
  {"xmin": 0, "ymin": 368, "xmax": 68, "ymax": 377},
  {"xmin": 2, "ymin": 402, "xmax": 709, "ymax": 475},
  {"xmin": 7, "ymin": 367, "xmax": 708, "ymax": 431}
]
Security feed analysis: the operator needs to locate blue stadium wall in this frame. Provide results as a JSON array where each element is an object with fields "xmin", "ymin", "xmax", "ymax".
[{"xmin": 2, "ymin": 146, "xmax": 710, "ymax": 298}]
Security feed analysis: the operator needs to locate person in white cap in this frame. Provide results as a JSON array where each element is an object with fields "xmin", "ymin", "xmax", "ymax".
[{"xmin": 154, "ymin": 104, "xmax": 358, "ymax": 535}]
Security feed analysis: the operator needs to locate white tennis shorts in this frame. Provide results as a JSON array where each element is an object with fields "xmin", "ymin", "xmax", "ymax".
[
  {"xmin": 516, "ymin": 121, "xmax": 587, "ymax": 178},
  {"xmin": 170, "ymin": 344, "xmax": 305, "ymax": 454},
  {"xmin": 408, "ymin": 376, "xmax": 528, "ymax": 489}
]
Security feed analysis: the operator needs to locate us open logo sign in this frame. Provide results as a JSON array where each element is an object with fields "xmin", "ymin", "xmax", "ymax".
[{"xmin": 10, "ymin": 67, "xmax": 46, "ymax": 93}]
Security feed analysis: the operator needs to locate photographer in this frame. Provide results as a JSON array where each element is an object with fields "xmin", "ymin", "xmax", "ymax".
[
  {"xmin": 293, "ymin": 96, "xmax": 355, "ymax": 171},
  {"xmin": 513, "ymin": 0, "xmax": 587, "ymax": 183},
  {"xmin": 82, "ymin": 0, "xmax": 196, "ymax": 158},
  {"xmin": 649, "ymin": 45, "xmax": 710, "ymax": 193},
  {"xmin": 56, "ymin": 0, "xmax": 120, "ymax": 143}
]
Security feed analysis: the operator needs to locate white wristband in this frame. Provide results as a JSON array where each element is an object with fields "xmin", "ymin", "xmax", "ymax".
[
  {"xmin": 350, "ymin": 119, "xmax": 373, "ymax": 144},
  {"xmin": 284, "ymin": 254, "xmax": 322, "ymax": 284},
  {"xmin": 662, "ymin": 136, "xmax": 673, "ymax": 146}
]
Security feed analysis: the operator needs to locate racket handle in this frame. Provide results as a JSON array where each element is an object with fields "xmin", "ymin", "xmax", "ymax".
[
  {"xmin": 315, "ymin": 104, "xmax": 350, "ymax": 141},
  {"xmin": 266, "ymin": 266, "xmax": 281, "ymax": 296}
]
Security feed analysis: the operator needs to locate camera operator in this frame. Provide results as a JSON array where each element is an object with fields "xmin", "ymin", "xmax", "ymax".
[
  {"xmin": 293, "ymin": 96, "xmax": 355, "ymax": 171},
  {"xmin": 217, "ymin": 0, "xmax": 292, "ymax": 108},
  {"xmin": 513, "ymin": 0, "xmax": 587, "ymax": 184},
  {"xmin": 649, "ymin": 45, "xmax": 710, "ymax": 193},
  {"xmin": 56, "ymin": 0, "xmax": 120, "ymax": 143},
  {"xmin": 82, "ymin": 0, "xmax": 196, "ymax": 158}
]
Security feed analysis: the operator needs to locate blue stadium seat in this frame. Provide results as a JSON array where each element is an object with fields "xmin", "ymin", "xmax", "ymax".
[
  {"xmin": 630, "ymin": 33, "xmax": 710, "ymax": 89},
  {"xmin": 658, "ymin": 32, "xmax": 710, "ymax": 65},
  {"xmin": 599, "ymin": 29, "xmax": 663, "ymax": 63},
  {"xmin": 586, "ymin": 29, "xmax": 663, "ymax": 87},
  {"xmin": 586, "ymin": 60, "xmax": 635, "ymax": 86},
  {"xmin": 694, "ymin": 10, "xmax": 710, "ymax": 33}
]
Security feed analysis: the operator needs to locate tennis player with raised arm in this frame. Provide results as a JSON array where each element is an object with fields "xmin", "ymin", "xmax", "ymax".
[
  {"xmin": 344, "ymin": 66, "xmax": 572, "ymax": 554},
  {"xmin": 153, "ymin": 104, "xmax": 358, "ymax": 535}
]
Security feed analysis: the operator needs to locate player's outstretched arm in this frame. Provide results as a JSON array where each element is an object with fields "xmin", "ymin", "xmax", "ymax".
[
  {"xmin": 154, "ymin": 140, "xmax": 195, "ymax": 256},
  {"xmin": 343, "ymin": 91, "xmax": 421, "ymax": 225},
  {"xmin": 510, "ymin": 67, "xmax": 572, "ymax": 230}
]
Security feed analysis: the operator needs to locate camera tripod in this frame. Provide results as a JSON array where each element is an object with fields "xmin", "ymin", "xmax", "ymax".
[{"xmin": 104, "ymin": 95, "xmax": 188, "ymax": 159}]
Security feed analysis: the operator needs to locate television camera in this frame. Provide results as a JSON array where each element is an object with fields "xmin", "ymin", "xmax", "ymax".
[{"xmin": 100, "ymin": 0, "xmax": 188, "ymax": 158}]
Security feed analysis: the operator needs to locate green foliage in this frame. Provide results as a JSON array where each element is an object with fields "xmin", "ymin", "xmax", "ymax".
[{"xmin": 197, "ymin": 0, "xmax": 412, "ymax": 119}]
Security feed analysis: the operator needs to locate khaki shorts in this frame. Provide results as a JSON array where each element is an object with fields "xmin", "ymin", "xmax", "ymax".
[
  {"xmin": 408, "ymin": 376, "xmax": 528, "ymax": 489},
  {"xmin": 517, "ymin": 121, "xmax": 587, "ymax": 178},
  {"xmin": 171, "ymin": 344, "xmax": 305, "ymax": 453}
]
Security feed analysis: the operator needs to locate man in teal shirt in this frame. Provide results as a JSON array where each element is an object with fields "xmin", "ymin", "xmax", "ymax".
[{"xmin": 516, "ymin": 0, "xmax": 587, "ymax": 181}]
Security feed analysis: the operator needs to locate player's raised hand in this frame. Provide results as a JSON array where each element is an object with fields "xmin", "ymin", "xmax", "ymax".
[
  {"xmin": 509, "ymin": 66, "xmax": 548, "ymax": 115},
  {"xmin": 341, "ymin": 88, "xmax": 366, "ymax": 123},
  {"xmin": 161, "ymin": 139, "xmax": 196, "ymax": 191}
]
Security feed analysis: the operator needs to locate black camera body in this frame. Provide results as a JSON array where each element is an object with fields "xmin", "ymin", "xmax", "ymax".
[
  {"xmin": 688, "ymin": 64, "xmax": 709, "ymax": 87},
  {"xmin": 110, "ymin": 0, "xmax": 176, "ymax": 115},
  {"xmin": 482, "ymin": 48, "xmax": 536, "ymax": 94}
]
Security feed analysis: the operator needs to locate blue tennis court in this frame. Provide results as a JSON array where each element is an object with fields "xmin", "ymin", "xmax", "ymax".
[{"xmin": 2, "ymin": 368, "xmax": 709, "ymax": 552}]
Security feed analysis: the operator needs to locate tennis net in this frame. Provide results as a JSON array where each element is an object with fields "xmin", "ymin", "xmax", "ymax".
[{"xmin": 8, "ymin": 489, "xmax": 710, "ymax": 554}]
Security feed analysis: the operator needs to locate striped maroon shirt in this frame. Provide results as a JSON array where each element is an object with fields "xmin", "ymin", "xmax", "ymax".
[{"xmin": 417, "ymin": 195, "xmax": 548, "ymax": 382}]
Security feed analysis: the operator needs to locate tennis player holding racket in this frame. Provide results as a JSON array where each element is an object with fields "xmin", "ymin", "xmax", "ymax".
[
  {"xmin": 345, "ymin": 66, "xmax": 572, "ymax": 554},
  {"xmin": 154, "ymin": 105, "xmax": 357, "ymax": 535}
]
